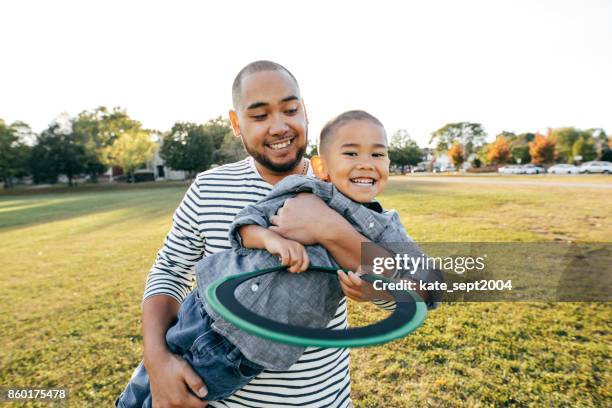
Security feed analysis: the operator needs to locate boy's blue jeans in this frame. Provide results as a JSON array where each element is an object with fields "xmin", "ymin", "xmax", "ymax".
[{"xmin": 115, "ymin": 291, "xmax": 264, "ymax": 407}]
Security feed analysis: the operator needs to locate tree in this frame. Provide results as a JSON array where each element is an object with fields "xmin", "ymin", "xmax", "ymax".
[
  {"xmin": 214, "ymin": 132, "xmax": 247, "ymax": 165},
  {"xmin": 30, "ymin": 123, "xmax": 87, "ymax": 186},
  {"xmin": 529, "ymin": 134, "xmax": 556, "ymax": 165},
  {"xmin": 103, "ymin": 130, "xmax": 157, "ymax": 182},
  {"xmin": 511, "ymin": 145, "xmax": 531, "ymax": 164},
  {"xmin": 72, "ymin": 106, "xmax": 144, "ymax": 181},
  {"xmin": 203, "ymin": 116, "xmax": 233, "ymax": 150},
  {"xmin": 549, "ymin": 127, "xmax": 591, "ymax": 163},
  {"xmin": 0, "ymin": 119, "xmax": 31, "ymax": 188},
  {"xmin": 159, "ymin": 122, "xmax": 214, "ymax": 177},
  {"xmin": 430, "ymin": 122, "xmax": 487, "ymax": 159},
  {"xmin": 572, "ymin": 137, "xmax": 597, "ymax": 162},
  {"xmin": 448, "ymin": 142, "xmax": 465, "ymax": 168},
  {"xmin": 388, "ymin": 129, "xmax": 422, "ymax": 173},
  {"xmin": 486, "ymin": 136, "xmax": 511, "ymax": 164}
]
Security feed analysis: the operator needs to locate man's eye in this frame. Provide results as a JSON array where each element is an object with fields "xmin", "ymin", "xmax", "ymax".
[
  {"xmin": 285, "ymin": 108, "xmax": 298, "ymax": 115},
  {"xmin": 251, "ymin": 114, "xmax": 267, "ymax": 121}
]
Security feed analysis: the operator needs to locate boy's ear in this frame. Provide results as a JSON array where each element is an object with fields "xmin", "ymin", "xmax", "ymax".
[
  {"xmin": 310, "ymin": 155, "xmax": 329, "ymax": 180},
  {"xmin": 229, "ymin": 110, "xmax": 241, "ymax": 138}
]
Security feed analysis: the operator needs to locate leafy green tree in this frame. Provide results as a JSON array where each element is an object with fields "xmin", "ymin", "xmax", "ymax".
[
  {"xmin": 30, "ymin": 123, "xmax": 87, "ymax": 186},
  {"xmin": 72, "ymin": 106, "xmax": 144, "ymax": 181},
  {"xmin": 214, "ymin": 132, "xmax": 247, "ymax": 165},
  {"xmin": 511, "ymin": 145, "xmax": 531, "ymax": 164},
  {"xmin": 549, "ymin": 127, "xmax": 591, "ymax": 163},
  {"xmin": 102, "ymin": 130, "xmax": 157, "ymax": 182},
  {"xmin": 430, "ymin": 122, "xmax": 486, "ymax": 159},
  {"xmin": 572, "ymin": 137, "xmax": 597, "ymax": 162},
  {"xmin": 160, "ymin": 122, "xmax": 214, "ymax": 177},
  {"xmin": 388, "ymin": 129, "xmax": 422, "ymax": 173},
  {"xmin": 0, "ymin": 119, "xmax": 31, "ymax": 188},
  {"xmin": 203, "ymin": 116, "xmax": 233, "ymax": 150}
]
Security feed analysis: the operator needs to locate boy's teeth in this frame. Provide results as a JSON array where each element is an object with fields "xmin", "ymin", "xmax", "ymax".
[
  {"xmin": 351, "ymin": 178, "xmax": 374, "ymax": 185},
  {"xmin": 270, "ymin": 139, "xmax": 292, "ymax": 150}
]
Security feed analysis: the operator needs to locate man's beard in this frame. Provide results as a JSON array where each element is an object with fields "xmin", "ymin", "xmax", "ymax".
[{"xmin": 242, "ymin": 137, "xmax": 307, "ymax": 173}]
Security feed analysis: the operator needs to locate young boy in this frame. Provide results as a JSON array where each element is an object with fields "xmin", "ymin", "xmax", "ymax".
[{"xmin": 116, "ymin": 110, "xmax": 438, "ymax": 407}]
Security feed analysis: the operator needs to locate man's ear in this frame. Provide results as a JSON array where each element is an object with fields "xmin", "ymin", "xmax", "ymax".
[
  {"xmin": 310, "ymin": 155, "xmax": 329, "ymax": 180},
  {"xmin": 229, "ymin": 110, "xmax": 241, "ymax": 138}
]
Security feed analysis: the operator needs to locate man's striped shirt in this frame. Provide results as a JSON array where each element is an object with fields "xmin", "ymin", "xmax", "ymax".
[{"xmin": 144, "ymin": 157, "xmax": 352, "ymax": 407}]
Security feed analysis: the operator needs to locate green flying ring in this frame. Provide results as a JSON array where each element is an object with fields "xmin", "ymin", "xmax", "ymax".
[{"xmin": 205, "ymin": 265, "xmax": 427, "ymax": 348}]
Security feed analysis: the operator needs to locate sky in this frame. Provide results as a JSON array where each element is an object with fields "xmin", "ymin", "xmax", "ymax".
[{"xmin": 1, "ymin": 0, "xmax": 611, "ymax": 147}]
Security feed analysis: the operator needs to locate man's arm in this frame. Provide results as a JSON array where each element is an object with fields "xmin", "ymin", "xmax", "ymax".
[
  {"xmin": 268, "ymin": 193, "xmax": 433, "ymax": 303},
  {"xmin": 141, "ymin": 181, "xmax": 209, "ymax": 408}
]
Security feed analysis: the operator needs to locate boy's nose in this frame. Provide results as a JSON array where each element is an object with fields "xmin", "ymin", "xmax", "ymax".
[{"xmin": 357, "ymin": 159, "xmax": 375, "ymax": 170}]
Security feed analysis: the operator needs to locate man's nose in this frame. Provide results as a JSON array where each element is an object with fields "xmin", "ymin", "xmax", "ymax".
[{"xmin": 269, "ymin": 114, "xmax": 289, "ymax": 135}]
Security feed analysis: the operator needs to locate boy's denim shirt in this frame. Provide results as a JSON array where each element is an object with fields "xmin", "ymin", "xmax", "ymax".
[{"xmin": 195, "ymin": 175, "xmax": 442, "ymax": 370}]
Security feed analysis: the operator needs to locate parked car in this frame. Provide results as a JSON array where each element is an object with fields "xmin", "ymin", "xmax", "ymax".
[
  {"xmin": 411, "ymin": 162, "xmax": 428, "ymax": 173},
  {"xmin": 547, "ymin": 164, "xmax": 580, "ymax": 174},
  {"xmin": 579, "ymin": 161, "xmax": 612, "ymax": 174},
  {"xmin": 498, "ymin": 165, "xmax": 521, "ymax": 174},
  {"xmin": 520, "ymin": 164, "xmax": 545, "ymax": 174},
  {"xmin": 434, "ymin": 164, "xmax": 456, "ymax": 173}
]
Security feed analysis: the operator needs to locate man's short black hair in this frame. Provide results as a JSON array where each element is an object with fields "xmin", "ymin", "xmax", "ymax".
[
  {"xmin": 318, "ymin": 110, "xmax": 386, "ymax": 154},
  {"xmin": 232, "ymin": 60, "xmax": 300, "ymax": 109}
]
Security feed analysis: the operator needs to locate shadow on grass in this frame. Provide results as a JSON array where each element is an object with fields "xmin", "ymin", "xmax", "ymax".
[{"xmin": 0, "ymin": 187, "xmax": 188, "ymax": 232}]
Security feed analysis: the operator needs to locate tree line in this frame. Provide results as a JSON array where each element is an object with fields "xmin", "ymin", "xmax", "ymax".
[
  {"xmin": 0, "ymin": 107, "xmax": 246, "ymax": 188},
  {"xmin": 2, "ymin": 110, "xmax": 610, "ymax": 189}
]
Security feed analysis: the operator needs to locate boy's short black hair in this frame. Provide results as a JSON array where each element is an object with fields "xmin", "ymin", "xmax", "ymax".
[
  {"xmin": 318, "ymin": 110, "xmax": 386, "ymax": 154},
  {"xmin": 232, "ymin": 60, "xmax": 300, "ymax": 108}
]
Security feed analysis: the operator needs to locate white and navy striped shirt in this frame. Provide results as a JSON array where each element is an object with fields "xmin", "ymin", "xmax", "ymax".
[{"xmin": 144, "ymin": 157, "xmax": 352, "ymax": 407}]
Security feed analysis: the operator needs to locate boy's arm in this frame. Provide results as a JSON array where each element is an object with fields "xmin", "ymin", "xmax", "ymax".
[{"xmin": 239, "ymin": 225, "xmax": 310, "ymax": 273}]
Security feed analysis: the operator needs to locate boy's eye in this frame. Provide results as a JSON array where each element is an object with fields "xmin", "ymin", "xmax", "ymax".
[
  {"xmin": 343, "ymin": 152, "xmax": 358, "ymax": 157},
  {"xmin": 373, "ymin": 152, "xmax": 387, "ymax": 157},
  {"xmin": 251, "ymin": 114, "xmax": 267, "ymax": 121}
]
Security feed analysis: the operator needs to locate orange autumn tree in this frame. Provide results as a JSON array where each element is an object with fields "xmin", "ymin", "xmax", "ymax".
[
  {"xmin": 529, "ymin": 133, "xmax": 556, "ymax": 164},
  {"xmin": 448, "ymin": 142, "xmax": 465, "ymax": 168},
  {"xmin": 487, "ymin": 136, "xmax": 511, "ymax": 164}
]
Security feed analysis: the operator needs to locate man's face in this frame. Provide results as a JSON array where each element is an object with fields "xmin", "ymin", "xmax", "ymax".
[
  {"xmin": 232, "ymin": 70, "xmax": 307, "ymax": 173},
  {"xmin": 320, "ymin": 120, "xmax": 390, "ymax": 203}
]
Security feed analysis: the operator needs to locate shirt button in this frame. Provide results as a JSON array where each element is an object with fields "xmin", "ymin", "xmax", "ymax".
[
  {"xmin": 251, "ymin": 283, "xmax": 259, "ymax": 292},
  {"xmin": 369, "ymin": 222, "xmax": 374, "ymax": 228}
]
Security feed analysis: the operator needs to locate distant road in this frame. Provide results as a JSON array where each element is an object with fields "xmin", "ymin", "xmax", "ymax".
[{"xmin": 393, "ymin": 175, "xmax": 612, "ymax": 189}]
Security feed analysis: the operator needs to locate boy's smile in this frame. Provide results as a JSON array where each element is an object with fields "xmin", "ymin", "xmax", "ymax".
[{"xmin": 319, "ymin": 120, "xmax": 390, "ymax": 203}]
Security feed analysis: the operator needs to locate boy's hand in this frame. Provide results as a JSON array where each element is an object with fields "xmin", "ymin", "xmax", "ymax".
[
  {"xmin": 265, "ymin": 234, "xmax": 310, "ymax": 273},
  {"xmin": 337, "ymin": 270, "xmax": 380, "ymax": 302}
]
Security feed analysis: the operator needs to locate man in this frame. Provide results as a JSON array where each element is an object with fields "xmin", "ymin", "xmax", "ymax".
[{"xmin": 140, "ymin": 61, "xmax": 410, "ymax": 408}]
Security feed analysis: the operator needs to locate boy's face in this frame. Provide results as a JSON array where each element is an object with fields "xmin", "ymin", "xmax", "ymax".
[
  {"xmin": 319, "ymin": 120, "xmax": 390, "ymax": 203},
  {"xmin": 230, "ymin": 70, "xmax": 307, "ymax": 173}
]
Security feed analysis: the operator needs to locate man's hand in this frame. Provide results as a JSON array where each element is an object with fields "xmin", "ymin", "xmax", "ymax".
[
  {"xmin": 145, "ymin": 348, "xmax": 208, "ymax": 408},
  {"xmin": 269, "ymin": 193, "xmax": 345, "ymax": 245}
]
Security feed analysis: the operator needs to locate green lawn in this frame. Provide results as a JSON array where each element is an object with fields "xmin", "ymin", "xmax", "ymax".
[{"xmin": 0, "ymin": 178, "xmax": 610, "ymax": 407}]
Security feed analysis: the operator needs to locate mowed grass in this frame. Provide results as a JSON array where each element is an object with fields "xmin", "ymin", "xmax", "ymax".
[{"xmin": 0, "ymin": 177, "xmax": 611, "ymax": 407}]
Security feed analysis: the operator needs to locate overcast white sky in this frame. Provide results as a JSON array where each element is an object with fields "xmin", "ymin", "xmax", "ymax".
[{"xmin": 1, "ymin": 0, "xmax": 610, "ymax": 147}]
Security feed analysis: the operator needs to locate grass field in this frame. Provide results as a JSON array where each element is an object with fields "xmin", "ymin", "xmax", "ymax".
[{"xmin": 1, "ymin": 176, "xmax": 610, "ymax": 407}]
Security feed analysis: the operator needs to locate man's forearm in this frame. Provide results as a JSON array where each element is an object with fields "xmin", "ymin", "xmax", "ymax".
[
  {"xmin": 319, "ymin": 219, "xmax": 431, "ymax": 302},
  {"xmin": 142, "ymin": 294, "xmax": 180, "ymax": 363}
]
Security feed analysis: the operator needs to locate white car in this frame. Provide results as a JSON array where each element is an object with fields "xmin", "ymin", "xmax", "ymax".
[
  {"xmin": 547, "ymin": 164, "xmax": 580, "ymax": 174},
  {"xmin": 579, "ymin": 161, "xmax": 612, "ymax": 174},
  {"xmin": 498, "ymin": 165, "xmax": 521, "ymax": 174},
  {"xmin": 520, "ymin": 164, "xmax": 545, "ymax": 174}
]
